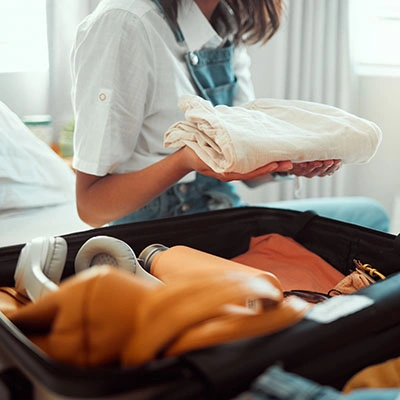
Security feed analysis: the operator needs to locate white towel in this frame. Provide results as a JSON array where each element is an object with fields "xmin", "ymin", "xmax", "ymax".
[{"xmin": 164, "ymin": 95, "xmax": 382, "ymax": 174}]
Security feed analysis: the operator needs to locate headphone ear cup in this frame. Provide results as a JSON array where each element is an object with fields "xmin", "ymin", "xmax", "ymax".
[
  {"xmin": 74, "ymin": 236, "xmax": 138, "ymax": 273},
  {"xmin": 41, "ymin": 236, "xmax": 68, "ymax": 284},
  {"xmin": 14, "ymin": 236, "xmax": 67, "ymax": 301}
]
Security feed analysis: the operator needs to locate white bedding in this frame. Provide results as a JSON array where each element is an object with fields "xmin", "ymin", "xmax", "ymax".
[
  {"xmin": 0, "ymin": 100, "xmax": 93, "ymax": 247},
  {"xmin": 0, "ymin": 202, "xmax": 92, "ymax": 247}
]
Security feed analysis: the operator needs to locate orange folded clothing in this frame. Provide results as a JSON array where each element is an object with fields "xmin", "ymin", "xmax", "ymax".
[
  {"xmin": 0, "ymin": 287, "xmax": 30, "ymax": 313},
  {"xmin": 165, "ymin": 295, "xmax": 308, "ymax": 357},
  {"xmin": 343, "ymin": 357, "xmax": 400, "ymax": 392},
  {"xmin": 147, "ymin": 244, "xmax": 282, "ymax": 289},
  {"xmin": 231, "ymin": 234, "xmax": 345, "ymax": 293},
  {"xmin": 5, "ymin": 265, "xmax": 309, "ymax": 367}
]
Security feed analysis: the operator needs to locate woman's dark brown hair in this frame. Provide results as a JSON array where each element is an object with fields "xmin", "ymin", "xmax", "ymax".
[{"xmin": 159, "ymin": 0, "xmax": 283, "ymax": 45}]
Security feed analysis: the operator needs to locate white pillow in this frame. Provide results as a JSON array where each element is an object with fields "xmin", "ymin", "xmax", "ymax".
[{"xmin": 0, "ymin": 101, "xmax": 76, "ymax": 210}]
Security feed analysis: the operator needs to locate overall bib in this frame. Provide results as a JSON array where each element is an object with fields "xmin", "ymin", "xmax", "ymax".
[{"xmin": 112, "ymin": 1, "xmax": 241, "ymax": 225}]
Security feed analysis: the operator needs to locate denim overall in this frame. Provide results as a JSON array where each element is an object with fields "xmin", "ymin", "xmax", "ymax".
[{"xmin": 112, "ymin": 1, "xmax": 241, "ymax": 225}]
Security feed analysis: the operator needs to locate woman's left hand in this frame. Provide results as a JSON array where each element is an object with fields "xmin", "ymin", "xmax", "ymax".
[{"xmin": 290, "ymin": 159, "xmax": 342, "ymax": 178}]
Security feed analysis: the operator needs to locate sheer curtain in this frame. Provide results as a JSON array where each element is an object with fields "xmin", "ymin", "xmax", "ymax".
[
  {"xmin": 239, "ymin": 0, "xmax": 357, "ymax": 203},
  {"xmin": 46, "ymin": 0, "xmax": 100, "ymax": 134}
]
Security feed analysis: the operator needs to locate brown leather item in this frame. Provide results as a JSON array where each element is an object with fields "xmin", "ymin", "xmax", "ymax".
[
  {"xmin": 6, "ymin": 265, "xmax": 309, "ymax": 367},
  {"xmin": 231, "ymin": 234, "xmax": 345, "ymax": 292},
  {"xmin": 330, "ymin": 270, "xmax": 372, "ymax": 296}
]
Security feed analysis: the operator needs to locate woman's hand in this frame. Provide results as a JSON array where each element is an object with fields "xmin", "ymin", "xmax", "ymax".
[
  {"xmin": 180, "ymin": 147, "xmax": 342, "ymax": 182},
  {"xmin": 180, "ymin": 146, "xmax": 293, "ymax": 181},
  {"xmin": 213, "ymin": 160, "xmax": 294, "ymax": 182},
  {"xmin": 289, "ymin": 160, "xmax": 342, "ymax": 178}
]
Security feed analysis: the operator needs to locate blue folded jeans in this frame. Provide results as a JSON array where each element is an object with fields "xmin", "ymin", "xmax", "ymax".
[
  {"xmin": 233, "ymin": 366, "xmax": 400, "ymax": 400},
  {"xmin": 265, "ymin": 196, "xmax": 390, "ymax": 232}
]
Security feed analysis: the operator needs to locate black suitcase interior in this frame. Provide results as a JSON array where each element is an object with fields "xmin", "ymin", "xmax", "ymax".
[{"xmin": 0, "ymin": 206, "xmax": 399, "ymax": 399}]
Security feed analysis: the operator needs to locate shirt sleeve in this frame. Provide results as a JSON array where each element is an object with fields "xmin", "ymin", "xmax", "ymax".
[
  {"xmin": 71, "ymin": 9, "xmax": 155, "ymax": 176},
  {"xmin": 232, "ymin": 45, "xmax": 256, "ymax": 106}
]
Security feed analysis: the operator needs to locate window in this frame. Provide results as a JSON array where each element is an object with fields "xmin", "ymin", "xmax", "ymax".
[
  {"xmin": 350, "ymin": 0, "xmax": 400, "ymax": 68},
  {"xmin": 0, "ymin": 0, "xmax": 48, "ymax": 73}
]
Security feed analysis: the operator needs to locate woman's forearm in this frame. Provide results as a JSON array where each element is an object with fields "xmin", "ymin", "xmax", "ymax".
[
  {"xmin": 76, "ymin": 146, "xmax": 294, "ymax": 227},
  {"xmin": 76, "ymin": 148, "xmax": 193, "ymax": 227}
]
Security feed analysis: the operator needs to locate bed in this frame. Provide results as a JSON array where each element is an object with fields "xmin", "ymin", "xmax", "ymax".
[
  {"xmin": 0, "ymin": 202, "xmax": 92, "ymax": 247},
  {"xmin": 0, "ymin": 101, "xmax": 92, "ymax": 247}
]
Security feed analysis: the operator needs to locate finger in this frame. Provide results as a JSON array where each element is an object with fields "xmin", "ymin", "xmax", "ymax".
[
  {"xmin": 274, "ymin": 160, "xmax": 293, "ymax": 171},
  {"xmin": 250, "ymin": 161, "xmax": 290, "ymax": 175},
  {"xmin": 291, "ymin": 162, "xmax": 322, "ymax": 177},
  {"xmin": 240, "ymin": 163, "xmax": 281, "ymax": 180},
  {"xmin": 216, "ymin": 162, "xmax": 281, "ymax": 181},
  {"xmin": 319, "ymin": 164, "xmax": 341, "ymax": 177},
  {"xmin": 307, "ymin": 160, "xmax": 337, "ymax": 176},
  {"xmin": 246, "ymin": 160, "xmax": 293, "ymax": 179}
]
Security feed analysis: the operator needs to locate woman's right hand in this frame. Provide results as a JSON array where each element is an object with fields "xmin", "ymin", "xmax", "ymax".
[{"xmin": 290, "ymin": 159, "xmax": 342, "ymax": 178}]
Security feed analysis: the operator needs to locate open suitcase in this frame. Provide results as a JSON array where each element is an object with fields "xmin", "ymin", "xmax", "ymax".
[{"xmin": 0, "ymin": 206, "xmax": 400, "ymax": 400}]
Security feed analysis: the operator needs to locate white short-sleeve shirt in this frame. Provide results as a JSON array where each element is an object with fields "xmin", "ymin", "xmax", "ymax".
[{"xmin": 71, "ymin": 0, "xmax": 255, "ymax": 177}]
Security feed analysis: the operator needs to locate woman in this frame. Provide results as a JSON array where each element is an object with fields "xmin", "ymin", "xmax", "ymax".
[{"xmin": 70, "ymin": 0, "xmax": 389, "ymax": 231}]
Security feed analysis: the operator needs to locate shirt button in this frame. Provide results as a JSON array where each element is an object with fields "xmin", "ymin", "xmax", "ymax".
[
  {"xmin": 181, "ymin": 203, "xmax": 191, "ymax": 212},
  {"xmin": 178, "ymin": 184, "xmax": 188, "ymax": 193},
  {"xmin": 99, "ymin": 93, "xmax": 107, "ymax": 101},
  {"xmin": 189, "ymin": 52, "xmax": 199, "ymax": 66}
]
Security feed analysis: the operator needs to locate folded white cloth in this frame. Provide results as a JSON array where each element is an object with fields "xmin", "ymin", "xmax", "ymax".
[{"xmin": 164, "ymin": 95, "xmax": 382, "ymax": 173}]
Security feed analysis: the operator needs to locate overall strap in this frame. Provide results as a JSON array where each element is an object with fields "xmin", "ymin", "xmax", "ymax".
[{"xmin": 151, "ymin": 0, "xmax": 185, "ymax": 43}]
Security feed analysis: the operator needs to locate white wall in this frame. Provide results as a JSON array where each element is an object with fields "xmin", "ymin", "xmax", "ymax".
[{"xmin": 0, "ymin": 70, "xmax": 49, "ymax": 118}]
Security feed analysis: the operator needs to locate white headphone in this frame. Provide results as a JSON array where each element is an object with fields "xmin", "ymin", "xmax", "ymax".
[{"xmin": 14, "ymin": 235, "xmax": 162, "ymax": 302}]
